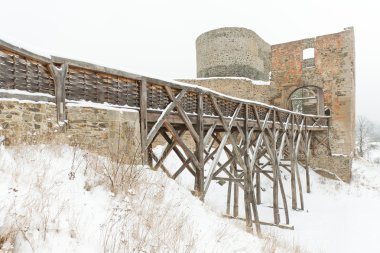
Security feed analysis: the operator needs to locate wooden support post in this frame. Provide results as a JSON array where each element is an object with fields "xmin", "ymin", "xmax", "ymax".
[
  {"xmin": 139, "ymin": 79, "xmax": 149, "ymax": 165},
  {"xmin": 226, "ymin": 180, "xmax": 232, "ymax": 215},
  {"xmin": 49, "ymin": 63, "xmax": 68, "ymax": 127},
  {"xmin": 256, "ymin": 167, "xmax": 261, "ymax": 204},
  {"xmin": 148, "ymin": 144, "xmax": 153, "ymax": 168},
  {"xmin": 295, "ymin": 125, "xmax": 305, "ymax": 210},
  {"xmin": 195, "ymin": 93, "xmax": 205, "ymax": 199},
  {"xmin": 271, "ymin": 112, "xmax": 280, "ymax": 224},
  {"xmin": 290, "ymin": 115, "xmax": 297, "ymax": 210},
  {"xmin": 262, "ymin": 133, "xmax": 280, "ymax": 225},
  {"xmin": 243, "ymin": 106, "xmax": 253, "ymax": 230},
  {"xmin": 232, "ymin": 155, "xmax": 239, "ymax": 218},
  {"xmin": 305, "ymin": 131, "xmax": 312, "ymax": 193},
  {"xmin": 271, "ymin": 145, "xmax": 280, "ymax": 224},
  {"xmin": 278, "ymin": 173, "xmax": 290, "ymax": 224}
]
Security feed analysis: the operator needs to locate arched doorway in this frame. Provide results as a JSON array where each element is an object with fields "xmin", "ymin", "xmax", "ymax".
[{"xmin": 288, "ymin": 86, "xmax": 324, "ymax": 115}]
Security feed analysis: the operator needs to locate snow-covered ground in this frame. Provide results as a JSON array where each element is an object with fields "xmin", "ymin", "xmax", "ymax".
[
  {"xmin": 0, "ymin": 145, "xmax": 263, "ymax": 253},
  {"xmin": 153, "ymin": 144, "xmax": 380, "ymax": 253},
  {"xmin": 1, "ymin": 143, "xmax": 380, "ymax": 252}
]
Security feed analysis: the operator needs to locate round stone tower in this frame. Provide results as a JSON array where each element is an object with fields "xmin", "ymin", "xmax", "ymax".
[{"xmin": 196, "ymin": 27, "xmax": 271, "ymax": 80}]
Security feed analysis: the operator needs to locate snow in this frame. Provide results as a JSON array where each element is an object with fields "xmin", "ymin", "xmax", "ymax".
[
  {"xmin": 66, "ymin": 101, "xmax": 138, "ymax": 113},
  {"xmin": 0, "ymin": 145, "xmax": 263, "ymax": 252},
  {"xmin": 188, "ymin": 76, "xmax": 271, "ymax": 86},
  {"xmin": 153, "ymin": 144, "xmax": 380, "ymax": 253},
  {"xmin": 0, "ymin": 89, "xmax": 54, "ymax": 98},
  {"xmin": 1, "ymin": 138, "xmax": 379, "ymax": 252}
]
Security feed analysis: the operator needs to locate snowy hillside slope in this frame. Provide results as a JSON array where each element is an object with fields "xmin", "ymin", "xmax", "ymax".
[
  {"xmin": 154, "ymin": 145, "xmax": 380, "ymax": 253},
  {"xmin": 0, "ymin": 145, "xmax": 265, "ymax": 253},
  {"xmin": 1, "ymin": 143, "xmax": 380, "ymax": 253}
]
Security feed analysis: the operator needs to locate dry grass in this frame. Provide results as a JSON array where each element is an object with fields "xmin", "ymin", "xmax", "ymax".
[
  {"xmin": 261, "ymin": 230, "xmax": 315, "ymax": 253},
  {"xmin": 101, "ymin": 175, "xmax": 196, "ymax": 253}
]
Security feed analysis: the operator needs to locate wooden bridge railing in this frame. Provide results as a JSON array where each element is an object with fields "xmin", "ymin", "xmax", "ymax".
[{"xmin": 0, "ymin": 39, "xmax": 329, "ymax": 128}]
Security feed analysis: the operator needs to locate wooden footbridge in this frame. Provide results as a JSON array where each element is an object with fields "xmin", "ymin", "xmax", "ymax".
[{"xmin": 0, "ymin": 39, "xmax": 330, "ymax": 236}]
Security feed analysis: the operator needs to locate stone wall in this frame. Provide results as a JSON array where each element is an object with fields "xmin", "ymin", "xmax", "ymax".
[
  {"xmin": 271, "ymin": 27, "xmax": 355, "ymax": 157},
  {"xmin": 177, "ymin": 78, "xmax": 276, "ymax": 104},
  {"xmin": 0, "ymin": 100, "xmax": 57, "ymax": 144},
  {"xmin": 196, "ymin": 27, "xmax": 271, "ymax": 80},
  {"xmin": 0, "ymin": 98, "xmax": 142, "ymax": 164},
  {"xmin": 271, "ymin": 28, "xmax": 355, "ymax": 182}
]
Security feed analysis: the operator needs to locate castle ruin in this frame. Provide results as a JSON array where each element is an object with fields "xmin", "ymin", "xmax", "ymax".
[{"xmin": 179, "ymin": 27, "xmax": 355, "ymax": 182}]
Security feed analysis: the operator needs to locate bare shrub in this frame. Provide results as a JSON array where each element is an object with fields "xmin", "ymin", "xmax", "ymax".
[
  {"xmin": 356, "ymin": 116, "xmax": 374, "ymax": 158},
  {"xmin": 0, "ymin": 226, "xmax": 17, "ymax": 252},
  {"xmin": 262, "ymin": 230, "xmax": 308, "ymax": 253},
  {"xmin": 102, "ymin": 175, "xmax": 196, "ymax": 253}
]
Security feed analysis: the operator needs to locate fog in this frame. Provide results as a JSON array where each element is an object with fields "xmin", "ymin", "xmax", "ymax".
[{"xmin": 1, "ymin": 0, "xmax": 379, "ymax": 123}]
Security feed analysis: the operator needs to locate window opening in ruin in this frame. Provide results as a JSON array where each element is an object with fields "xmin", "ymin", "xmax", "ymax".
[
  {"xmin": 303, "ymin": 48, "xmax": 315, "ymax": 59},
  {"xmin": 303, "ymin": 48, "xmax": 315, "ymax": 68},
  {"xmin": 288, "ymin": 86, "xmax": 323, "ymax": 115}
]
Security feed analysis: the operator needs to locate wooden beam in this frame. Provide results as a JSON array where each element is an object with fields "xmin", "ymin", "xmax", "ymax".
[
  {"xmin": 163, "ymin": 121, "xmax": 202, "ymax": 172},
  {"xmin": 146, "ymin": 89, "xmax": 187, "ymax": 148},
  {"xmin": 139, "ymin": 78, "xmax": 148, "ymax": 165},
  {"xmin": 49, "ymin": 63, "xmax": 68, "ymax": 127},
  {"xmin": 195, "ymin": 93, "xmax": 205, "ymax": 198}
]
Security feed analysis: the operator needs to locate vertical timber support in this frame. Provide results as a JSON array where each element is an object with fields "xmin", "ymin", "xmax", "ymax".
[
  {"xmin": 255, "ymin": 160, "xmax": 261, "ymax": 204},
  {"xmin": 305, "ymin": 131, "xmax": 312, "ymax": 193},
  {"xmin": 244, "ymin": 105, "xmax": 261, "ymax": 236},
  {"xmin": 232, "ymin": 155, "xmax": 239, "ymax": 218},
  {"xmin": 139, "ymin": 79, "xmax": 149, "ymax": 166},
  {"xmin": 49, "ymin": 63, "xmax": 68, "ymax": 127},
  {"xmin": 243, "ymin": 105, "xmax": 253, "ymax": 231},
  {"xmin": 290, "ymin": 115, "xmax": 297, "ymax": 210},
  {"xmin": 195, "ymin": 93, "xmax": 205, "ymax": 199}
]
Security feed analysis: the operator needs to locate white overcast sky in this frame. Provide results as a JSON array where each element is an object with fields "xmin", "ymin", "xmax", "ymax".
[{"xmin": 0, "ymin": 0, "xmax": 379, "ymax": 123}]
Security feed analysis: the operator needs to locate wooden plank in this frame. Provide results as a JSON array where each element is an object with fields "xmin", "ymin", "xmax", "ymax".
[{"xmin": 223, "ymin": 215, "xmax": 294, "ymax": 230}]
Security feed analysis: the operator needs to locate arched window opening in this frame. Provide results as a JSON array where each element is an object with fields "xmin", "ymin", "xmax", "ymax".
[{"xmin": 288, "ymin": 86, "xmax": 323, "ymax": 115}]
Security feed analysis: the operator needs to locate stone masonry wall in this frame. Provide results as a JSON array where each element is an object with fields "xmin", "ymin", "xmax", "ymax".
[
  {"xmin": 271, "ymin": 28, "xmax": 355, "ymax": 182},
  {"xmin": 271, "ymin": 28, "xmax": 355, "ymax": 156},
  {"xmin": 196, "ymin": 27, "xmax": 271, "ymax": 80},
  {"xmin": 177, "ymin": 78, "xmax": 277, "ymax": 104},
  {"xmin": 0, "ymin": 99, "xmax": 141, "ymax": 164}
]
